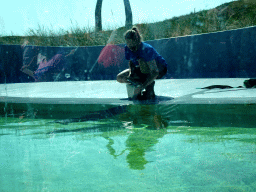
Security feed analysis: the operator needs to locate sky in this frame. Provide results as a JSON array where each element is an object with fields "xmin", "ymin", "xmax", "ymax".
[{"xmin": 0, "ymin": 0, "xmax": 235, "ymax": 36}]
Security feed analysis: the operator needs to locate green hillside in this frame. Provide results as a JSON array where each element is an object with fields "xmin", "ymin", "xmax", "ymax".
[{"xmin": 1, "ymin": 0, "xmax": 256, "ymax": 46}]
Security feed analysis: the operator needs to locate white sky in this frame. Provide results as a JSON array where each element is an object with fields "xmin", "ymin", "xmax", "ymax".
[{"xmin": 0, "ymin": 0, "xmax": 234, "ymax": 36}]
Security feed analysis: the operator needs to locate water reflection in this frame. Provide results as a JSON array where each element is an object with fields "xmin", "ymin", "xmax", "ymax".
[
  {"xmin": 21, "ymin": 43, "xmax": 77, "ymax": 82},
  {"xmin": 126, "ymin": 129, "xmax": 167, "ymax": 170},
  {"xmin": 92, "ymin": 31, "xmax": 126, "ymax": 80},
  {"xmin": 17, "ymin": 36, "xmax": 127, "ymax": 83},
  {"xmin": 1, "ymin": 103, "xmax": 256, "ymax": 191},
  {"xmin": 103, "ymin": 128, "xmax": 167, "ymax": 170},
  {"xmin": 46, "ymin": 103, "xmax": 256, "ymax": 171},
  {"xmin": 4, "ymin": 102, "xmax": 255, "ymax": 128},
  {"xmin": 6, "ymin": 103, "xmax": 252, "ymax": 171}
]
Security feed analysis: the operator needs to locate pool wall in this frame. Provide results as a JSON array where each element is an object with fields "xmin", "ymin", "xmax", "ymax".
[{"xmin": 1, "ymin": 26, "xmax": 256, "ymax": 83}]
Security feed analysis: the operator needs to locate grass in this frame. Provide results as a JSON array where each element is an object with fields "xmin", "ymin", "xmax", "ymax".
[{"xmin": 0, "ymin": 0, "xmax": 256, "ymax": 46}]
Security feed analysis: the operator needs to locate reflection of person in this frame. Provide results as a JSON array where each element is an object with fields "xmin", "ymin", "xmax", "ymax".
[
  {"xmin": 103, "ymin": 128, "xmax": 167, "ymax": 170},
  {"xmin": 104, "ymin": 104, "xmax": 168, "ymax": 170},
  {"xmin": 96, "ymin": 44, "xmax": 125, "ymax": 80},
  {"xmin": 98, "ymin": 44, "xmax": 124, "ymax": 68},
  {"xmin": 93, "ymin": 30, "xmax": 125, "ymax": 80},
  {"xmin": 20, "ymin": 41, "xmax": 40, "ymax": 81},
  {"xmin": 117, "ymin": 27, "xmax": 168, "ymax": 100},
  {"xmin": 20, "ymin": 47, "xmax": 76, "ymax": 82},
  {"xmin": 125, "ymin": 128, "xmax": 166, "ymax": 170},
  {"xmin": 98, "ymin": 30, "xmax": 125, "ymax": 68},
  {"xmin": 123, "ymin": 105, "xmax": 169, "ymax": 130}
]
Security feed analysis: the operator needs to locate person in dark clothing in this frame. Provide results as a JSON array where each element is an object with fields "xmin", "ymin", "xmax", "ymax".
[{"xmin": 117, "ymin": 27, "xmax": 167, "ymax": 100}]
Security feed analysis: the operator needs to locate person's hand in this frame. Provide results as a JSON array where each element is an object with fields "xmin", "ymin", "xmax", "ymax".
[
  {"xmin": 127, "ymin": 76, "xmax": 142, "ymax": 87},
  {"xmin": 137, "ymin": 84, "xmax": 145, "ymax": 94}
]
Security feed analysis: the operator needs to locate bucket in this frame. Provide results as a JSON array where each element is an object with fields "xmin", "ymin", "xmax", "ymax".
[{"xmin": 126, "ymin": 84, "xmax": 141, "ymax": 100}]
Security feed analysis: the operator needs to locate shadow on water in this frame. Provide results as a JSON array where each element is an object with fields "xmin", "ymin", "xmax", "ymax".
[
  {"xmin": 47, "ymin": 103, "xmax": 256, "ymax": 128},
  {"xmin": 61, "ymin": 104, "xmax": 256, "ymax": 170},
  {"xmin": 1, "ymin": 103, "xmax": 256, "ymax": 171}
]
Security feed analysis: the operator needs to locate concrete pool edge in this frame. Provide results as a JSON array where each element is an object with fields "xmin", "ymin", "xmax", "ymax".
[{"xmin": 1, "ymin": 78, "xmax": 256, "ymax": 105}]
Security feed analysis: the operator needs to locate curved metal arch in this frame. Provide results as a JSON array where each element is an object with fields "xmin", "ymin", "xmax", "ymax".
[{"xmin": 95, "ymin": 0, "xmax": 133, "ymax": 32}]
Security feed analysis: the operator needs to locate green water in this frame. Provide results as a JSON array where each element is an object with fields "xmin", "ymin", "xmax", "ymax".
[{"xmin": 1, "ymin": 104, "xmax": 256, "ymax": 191}]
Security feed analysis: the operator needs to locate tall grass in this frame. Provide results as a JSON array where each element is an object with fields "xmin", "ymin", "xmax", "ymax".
[{"xmin": 0, "ymin": 0, "xmax": 256, "ymax": 46}]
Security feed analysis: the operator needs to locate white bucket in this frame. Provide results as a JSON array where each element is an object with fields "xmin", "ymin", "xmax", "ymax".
[{"xmin": 126, "ymin": 84, "xmax": 141, "ymax": 100}]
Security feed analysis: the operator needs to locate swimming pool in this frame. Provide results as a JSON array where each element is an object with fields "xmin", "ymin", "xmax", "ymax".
[{"xmin": 1, "ymin": 104, "xmax": 256, "ymax": 191}]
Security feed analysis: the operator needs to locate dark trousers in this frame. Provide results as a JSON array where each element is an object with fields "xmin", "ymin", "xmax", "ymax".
[{"xmin": 131, "ymin": 65, "xmax": 167, "ymax": 84}]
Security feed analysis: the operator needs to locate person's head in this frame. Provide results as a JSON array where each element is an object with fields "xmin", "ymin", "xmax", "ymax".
[
  {"xmin": 124, "ymin": 27, "xmax": 142, "ymax": 52},
  {"xmin": 37, "ymin": 50, "xmax": 47, "ymax": 65}
]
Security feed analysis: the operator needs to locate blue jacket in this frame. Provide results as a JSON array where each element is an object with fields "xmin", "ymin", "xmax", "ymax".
[{"xmin": 125, "ymin": 42, "xmax": 167, "ymax": 70}]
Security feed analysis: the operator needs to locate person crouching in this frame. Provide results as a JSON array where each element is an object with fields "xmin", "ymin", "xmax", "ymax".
[{"xmin": 117, "ymin": 26, "xmax": 167, "ymax": 100}]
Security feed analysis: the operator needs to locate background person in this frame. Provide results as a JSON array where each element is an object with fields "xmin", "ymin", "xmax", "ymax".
[{"xmin": 21, "ymin": 48, "xmax": 76, "ymax": 82}]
